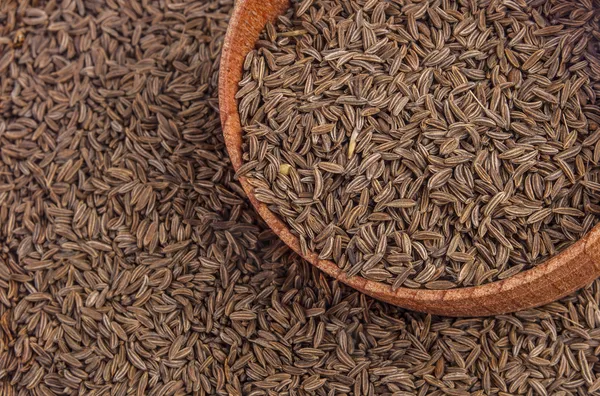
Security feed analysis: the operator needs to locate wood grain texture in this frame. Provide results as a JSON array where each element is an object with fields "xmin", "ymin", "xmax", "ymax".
[{"xmin": 218, "ymin": 0, "xmax": 600, "ymax": 317}]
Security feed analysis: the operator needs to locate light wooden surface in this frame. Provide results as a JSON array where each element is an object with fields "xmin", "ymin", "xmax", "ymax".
[{"xmin": 218, "ymin": 0, "xmax": 600, "ymax": 316}]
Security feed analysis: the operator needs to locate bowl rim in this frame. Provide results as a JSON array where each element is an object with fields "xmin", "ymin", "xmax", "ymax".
[{"xmin": 218, "ymin": 0, "xmax": 600, "ymax": 317}]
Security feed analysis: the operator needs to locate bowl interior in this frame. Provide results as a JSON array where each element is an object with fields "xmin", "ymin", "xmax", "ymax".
[{"xmin": 218, "ymin": 0, "xmax": 600, "ymax": 316}]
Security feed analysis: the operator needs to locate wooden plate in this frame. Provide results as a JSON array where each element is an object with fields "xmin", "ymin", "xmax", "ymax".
[{"xmin": 218, "ymin": 0, "xmax": 600, "ymax": 316}]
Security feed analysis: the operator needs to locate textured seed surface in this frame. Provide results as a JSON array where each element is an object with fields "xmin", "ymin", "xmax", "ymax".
[
  {"xmin": 239, "ymin": 0, "xmax": 600, "ymax": 288},
  {"xmin": 1, "ymin": 1, "xmax": 600, "ymax": 395}
]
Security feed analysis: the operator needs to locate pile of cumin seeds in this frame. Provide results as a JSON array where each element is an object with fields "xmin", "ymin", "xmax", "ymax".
[
  {"xmin": 2, "ymin": 0, "xmax": 600, "ymax": 395},
  {"xmin": 238, "ymin": 0, "xmax": 600, "ymax": 289}
]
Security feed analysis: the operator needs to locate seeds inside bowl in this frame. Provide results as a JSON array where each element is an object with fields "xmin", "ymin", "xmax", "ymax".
[{"xmin": 237, "ymin": 0, "xmax": 600, "ymax": 289}]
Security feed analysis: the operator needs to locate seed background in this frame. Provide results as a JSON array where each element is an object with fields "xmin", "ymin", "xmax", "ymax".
[{"xmin": 1, "ymin": 0, "xmax": 600, "ymax": 395}]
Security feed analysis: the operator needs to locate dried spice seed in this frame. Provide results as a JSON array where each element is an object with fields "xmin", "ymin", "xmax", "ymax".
[
  {"xmin": 2, "ymin": 1, "xmax": 600, "ymax": 396},
  {"xmin": 239, "ymin": 0, "xmax": 600, "ymax": 288}
]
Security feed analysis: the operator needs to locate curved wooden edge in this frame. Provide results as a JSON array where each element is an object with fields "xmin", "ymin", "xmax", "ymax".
[{"xmin": 219, "ymin": 0, "xmax": 600, "ymax": 317}]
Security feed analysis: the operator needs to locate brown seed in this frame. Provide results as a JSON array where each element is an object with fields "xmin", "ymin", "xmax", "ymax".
[
  {"xmin": 3, "ymin": 2, "xmax": 600, "ymax": 396},
  {"xmin": 239, "ymin": 0, "xmax": 600, "ymax": 289}
]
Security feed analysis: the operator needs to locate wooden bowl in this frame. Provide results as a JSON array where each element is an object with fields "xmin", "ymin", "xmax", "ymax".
[{"xmin": 218, "ymin": 0, "xmax": 600, "ymax": 317}]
